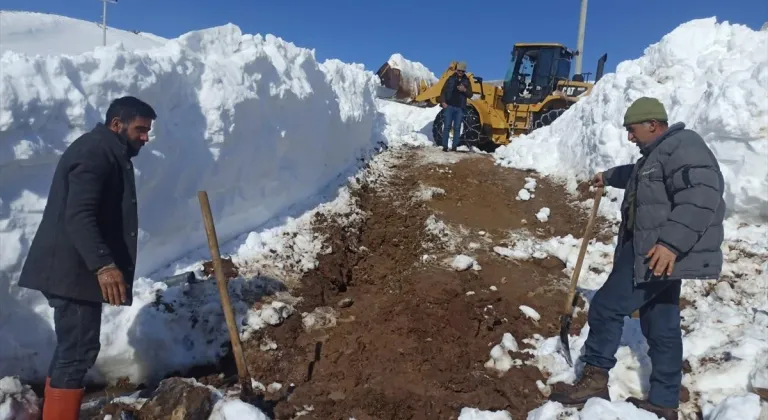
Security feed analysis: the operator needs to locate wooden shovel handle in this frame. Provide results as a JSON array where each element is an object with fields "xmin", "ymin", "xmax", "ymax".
[
  {"xmin": 562, "ymin": 186, "xmax": 604, "ymax": 315},
  {"xmin": 198, "ymin": 191, "xmax": 251, "ymax": 386}
]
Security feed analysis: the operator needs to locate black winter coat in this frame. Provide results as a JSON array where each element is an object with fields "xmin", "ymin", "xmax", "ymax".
[
  {"xmin": 439, "ymin": 73, "xmax": 473, "ymax": 108},
  {"xmin": 18, "ymin": 123, "xmax": 139, "ymax": 306}
]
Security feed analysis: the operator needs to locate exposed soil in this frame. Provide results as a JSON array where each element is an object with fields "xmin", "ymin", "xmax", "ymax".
[
  {"xmin": 73, "ymin": 148, "xmax": 618, "ymax": 420},
  {"xmin": 227, "ymin": 149, "xmax": 605, "ymax": 419}
]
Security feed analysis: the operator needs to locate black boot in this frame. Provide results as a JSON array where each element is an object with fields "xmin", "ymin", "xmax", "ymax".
[
  {"xmin": 548, "ymin": 364, "xmax": 610, "ymax": 407},
  {"xmin": 625, "ymin": 397, "xmax": 678, "ymax": 420}
]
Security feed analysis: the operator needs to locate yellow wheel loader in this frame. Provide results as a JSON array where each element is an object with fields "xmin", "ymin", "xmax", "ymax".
[{"xmin": 376, "ymin": 43, "xmax": 608, "ymax": 152}]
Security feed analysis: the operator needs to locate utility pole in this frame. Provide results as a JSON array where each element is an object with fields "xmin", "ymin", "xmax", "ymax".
[
  {"xmin": 574, "ymin": 0, "xmax": 588, "ymax": 75},
  {"xmin": 100, "ymin": 0, "xmax": 118, "ymax": 47}
]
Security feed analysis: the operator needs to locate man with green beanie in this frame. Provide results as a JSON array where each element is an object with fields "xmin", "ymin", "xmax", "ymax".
[{"xmin": 548, "ymin": 97, "xmax": 726, "ymax": 420}]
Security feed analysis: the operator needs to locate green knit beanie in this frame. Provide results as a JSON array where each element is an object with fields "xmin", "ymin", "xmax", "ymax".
[{"xmin": 623, "ymin": 97, "xmax": 668, "ymax": 126}]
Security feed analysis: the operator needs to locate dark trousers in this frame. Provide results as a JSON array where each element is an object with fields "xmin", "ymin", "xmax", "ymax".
[
  {"xmin": 442, "ymin": 105, "xmax": 464, "ymax": 150},
  {"xmin": 582, "ymin": 240, "xmax": 683, "ymax": 409},
  {"xmin": 45, "ymin": 293, "xmax": 103, "ymax": 389}
]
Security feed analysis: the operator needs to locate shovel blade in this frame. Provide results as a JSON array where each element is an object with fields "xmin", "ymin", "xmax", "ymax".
[{"xmin": 559, "ymin": 314, "xmax": 574, "ymax": 366}]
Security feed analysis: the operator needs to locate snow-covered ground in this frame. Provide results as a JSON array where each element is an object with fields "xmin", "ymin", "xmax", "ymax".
[{"xmin": 489, "ymin": 17, "xmax": 768, "ymax": 420}]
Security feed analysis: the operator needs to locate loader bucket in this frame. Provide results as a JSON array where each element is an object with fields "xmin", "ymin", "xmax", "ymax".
[{"xmin": 375, "ymin": 61, "xmax": 434, "ymax": 105}]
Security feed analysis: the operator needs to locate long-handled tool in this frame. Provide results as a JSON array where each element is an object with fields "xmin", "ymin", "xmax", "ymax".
[
  {"xmin": 559, "ymin": 186, "xmax": 604, "ymax": 366},
  {"xmin": 198, "ymin": 191, "xmax": 252, "ymax": 391}
]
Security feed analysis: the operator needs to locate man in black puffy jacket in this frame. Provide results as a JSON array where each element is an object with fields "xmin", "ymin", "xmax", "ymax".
[
  {"xmin": 548, "ymin": 97, "xmax": 725, "ymax": 420},
  {"xmin": 438, "ymin": 61, "xmax": 473, "ymax": 152}
]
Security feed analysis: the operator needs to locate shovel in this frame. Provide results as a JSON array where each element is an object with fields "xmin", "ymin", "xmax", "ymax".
[{"xmin": 558, "ymin": 186, "xmax": 604, "ymax": 366}]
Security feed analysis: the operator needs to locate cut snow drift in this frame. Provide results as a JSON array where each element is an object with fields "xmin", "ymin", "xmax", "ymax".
[
  {"xmin": 0, "ymin": 11, "xmax": 166, "ymax": 56},
  {"xmin": 494, "ymin": 17, "xmax": 768, "ymax": 224},
  {"xmin": 0, "ymin": 12, "xmax": 384, "ymax": 385}
]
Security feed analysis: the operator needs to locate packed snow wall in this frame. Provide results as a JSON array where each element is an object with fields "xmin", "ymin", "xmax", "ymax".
[
  {"xmin": 494, "ymin": 18, "xmax": 768, "ymax": 224},
  {"xmin": 0, "ymin": 20, "xmax": 380, "ymax": 381}
]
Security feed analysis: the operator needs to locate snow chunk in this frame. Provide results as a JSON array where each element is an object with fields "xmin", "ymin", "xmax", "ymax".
[
  {"xmin": 484, "ymin": 333, "xmax": 521, "ymax": 374},
  {"xmin": 535, "ymin": 207, "xmax": 551, "ymax": 223},
  {"xmin": 457, "ymin": 407, "xmax": 512, "ymax": 420},
  {"xmin": 413, "ymin": 184, "xmax": 446, "ymax": 201},
  {"xmin": 301, "ymin": 307, "xmax": 339, "ymax": 332},
  {"xmin": 425, "ymin": 215, "xmax": 462, "ymax": 251},
  {"xmin": 0, "ymin": 376, "xmax": 41, "ymax": 420},
  {"xmin": 494, "ymin": 231, "xmax": 551, "ymax": 261},
  {"xmin": 523, "ymin": 177, "xmax": 537, "ymax": 191},
  {"xmin": 209, "ymin": 398, "xmax": 270, "ymax": 420},
  {"xmin": 516, "ymin": 189, "xmax": 531, "ymax": 201},
  {"xmin": 703, "ymin": 393, "xmax": 763, "ymax": 420},
  {"xmin": 242, "ymin": 301, "xmax": 295, "ymax": 340},
  {"xmin": 713, "ymin": 281, "xmax": 737, "ymax": 302},
  {"xmin": 528, "ymin": 398, "xmax": 665, "ymax": 420},
  {"xmin": 519, "ymin": 305, "xmax": 541, "ymax": 322},
  {"xmin": 451, "ymin": 255, "xmax": 480, "ymax": 271}
]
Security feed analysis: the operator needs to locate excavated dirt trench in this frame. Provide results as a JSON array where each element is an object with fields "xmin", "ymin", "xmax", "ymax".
[
  {"xmin": 77, "ymin": 148, "xmax": 613, "ymax": 420},
  {"xmin": 221, "ymin": 149, "xmax": 612, "ymax": 420}
]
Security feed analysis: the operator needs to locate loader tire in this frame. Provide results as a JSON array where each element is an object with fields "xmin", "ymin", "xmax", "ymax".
[
  {"xmin": 532, "ymin": 108, "xmax": 566, "ymax": 131},
  {"xmin": 432, "ymin": 106, "xmax": 491, "ymax": 151}
]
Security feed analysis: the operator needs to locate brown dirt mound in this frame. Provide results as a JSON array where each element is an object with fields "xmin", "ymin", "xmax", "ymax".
[{"xmin": 235, "ymin": 150, "xmax": 597, "ymax": 419}]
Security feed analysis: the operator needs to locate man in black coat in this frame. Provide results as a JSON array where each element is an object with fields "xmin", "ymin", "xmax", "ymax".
[
  {"xmin": 438, "ymin": 61, "xmax": 473, "ymax": 152},
  {"xmin": 18, "ymin": 96, "xmax": 156, "ymax": 419}
]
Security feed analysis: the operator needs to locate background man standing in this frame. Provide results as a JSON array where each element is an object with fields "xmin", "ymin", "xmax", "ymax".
[
  {"xmin": 439, "ymin": 61, "xmax": 473, "ymax": 152},
  {"xmin": 18, "ymin": 96, "xmax": 157, "ymax": 420},
  {"xmin": 548, "ymin": 97, "xmax": 726, "ymax": 420}
]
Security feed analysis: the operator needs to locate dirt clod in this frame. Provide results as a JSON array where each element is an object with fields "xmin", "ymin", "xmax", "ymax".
[
  {"xmin": 202, "ymin": 257, "xmax": 240, "ymax": 279},
  {"xmin": 137, "ymin": 378, "xmax": 215, "ymax": 420}
]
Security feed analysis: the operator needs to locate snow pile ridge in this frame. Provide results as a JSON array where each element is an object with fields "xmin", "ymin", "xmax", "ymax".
[
  {"xmin": 0, "ymin": 14, "xmax": 380, "ymax": 384},
  {"xmin": 493, "ymin": 17, "xmax": 768, "ymax": 223}
]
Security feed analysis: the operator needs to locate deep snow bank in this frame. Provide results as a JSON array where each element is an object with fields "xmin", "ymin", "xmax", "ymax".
[
  {"xmin": 375, "ymin": 100, "xmax": 441, "ymax": 147},
  {"xmin": 0, "ymin": 17, "xmax": 380, "ymax": 383},
  {"xmin": 0, "ymin": 10, "xmax": 166, "ymax": 56},
  {"xmin": 493, "ymin": 18, "xmax": 768, "ymax": 223}
]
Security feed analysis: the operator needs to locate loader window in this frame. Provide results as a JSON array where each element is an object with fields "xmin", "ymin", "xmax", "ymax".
[
  {"xmin": 531, "ymin": 47, "xmax": 558, "ymax": 100},
  {"xmin": 503, "ymin": 60, "xmax": 516, "ymax": 86},
  {"xmin": 502, "ymin": 47, "xmax": 540, "ymax": 104},
  {"xmin": 556, "ymin": 58, "xmax": 570, "ymax": 81}
]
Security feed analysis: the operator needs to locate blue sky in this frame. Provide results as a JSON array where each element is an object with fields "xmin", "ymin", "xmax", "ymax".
[{"xmin": 4, "ymin": 0, "xmax": 767, "ymax": 80}]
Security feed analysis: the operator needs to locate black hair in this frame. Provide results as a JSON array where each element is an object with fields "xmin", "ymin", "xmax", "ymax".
[{"xmin": 105, "ymin": 96, "xmax": 157, "ymax": 125}]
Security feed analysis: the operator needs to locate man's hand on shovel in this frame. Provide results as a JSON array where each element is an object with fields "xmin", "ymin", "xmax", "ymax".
[
  {"xmin": 592, "ymin": 172, "xmax": 605, "ymax": 187},
  {"xmin": 558, "ymin": 181, "xmax": 604, "ymax": 367}
]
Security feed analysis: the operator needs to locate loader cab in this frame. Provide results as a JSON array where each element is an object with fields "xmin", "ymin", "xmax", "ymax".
[{"xmin": 502, "ymin": 44, "xmax": 572, "ymax": 105}]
